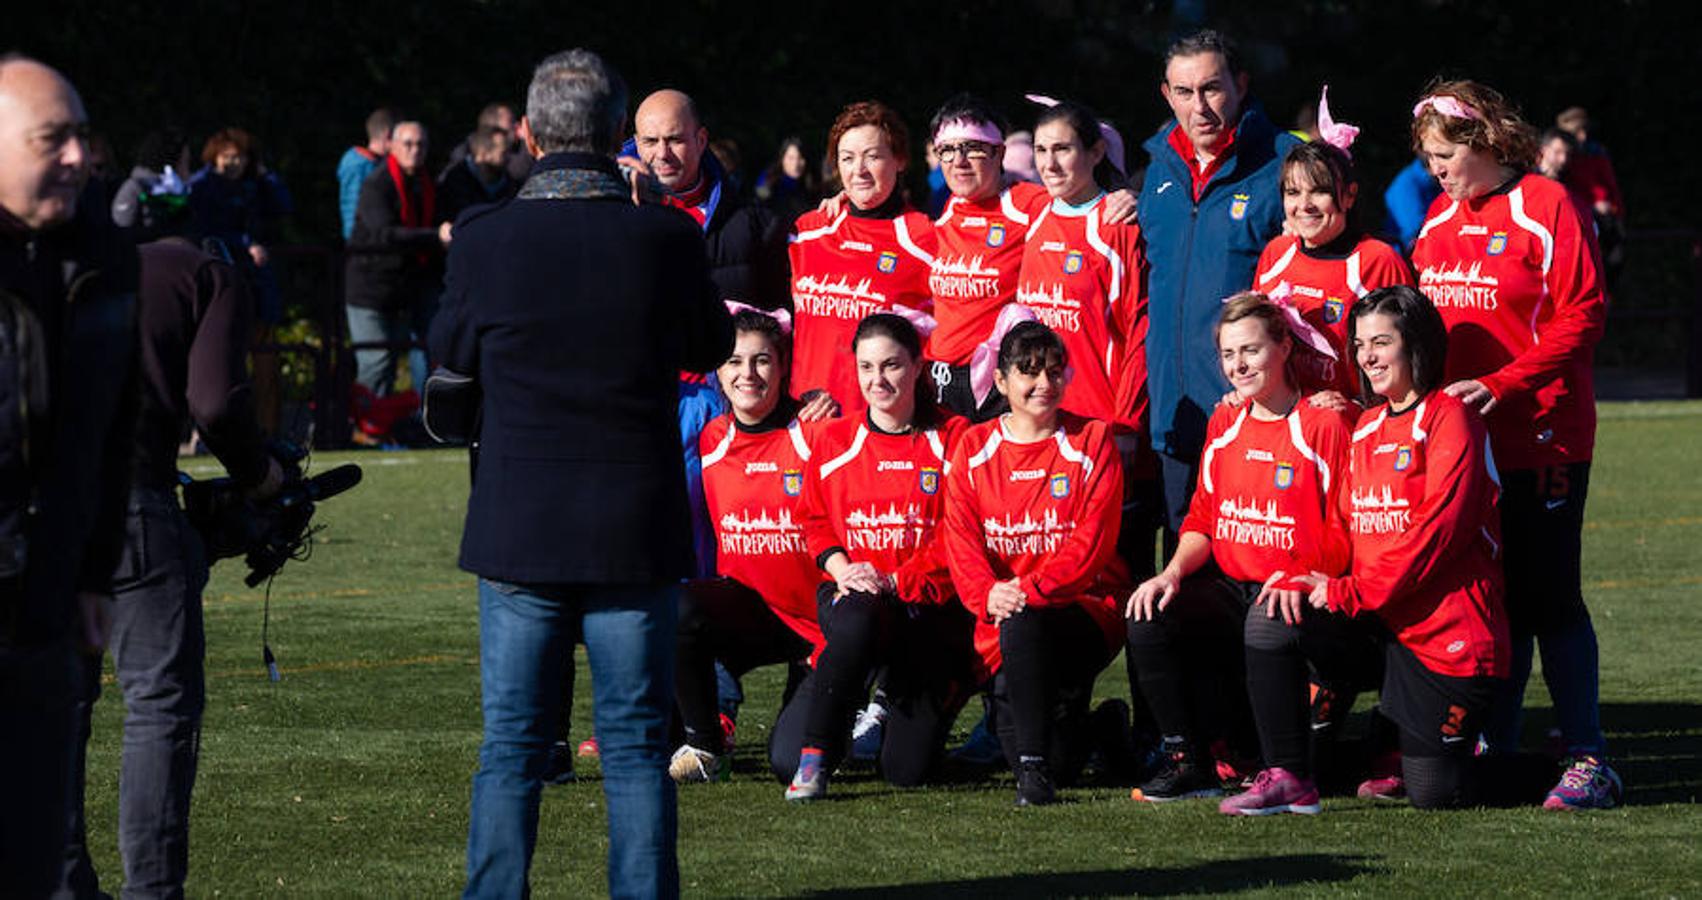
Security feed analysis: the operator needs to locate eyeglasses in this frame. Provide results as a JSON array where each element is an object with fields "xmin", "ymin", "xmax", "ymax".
[{"xmin": 935, "ymin": 141, "xmax": 998, "ymax": 163}]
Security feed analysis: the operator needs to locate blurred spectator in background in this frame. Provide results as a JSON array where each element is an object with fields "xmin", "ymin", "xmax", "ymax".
[
  {"xmin": 345, "ymin": 120, "xmax": 448, "ymax": 443},
  {"xmin": 442, "ymin": 102, "xmax": 532, "ymax": 184},
  {"xmin": 923, "ymin": 140, "xmax": 951, "ymax": 217},
  {"xmin": 338, "ymin": 107, "xmax": 396, "ymax": 240},
  {"xmin": 1381, "ymin": 155, "xmax": 1440, "ymax": 252},
  {"xmin": 112, "ymin": 127, "xmax": 193, "ymax": 239},
  {"xmin": 1555, "ymin": 106, "xmax": 1625, "ymax": 285},
  {"xmin": 189, "ymin": 126, "xmax": 292, "ymax": 433},
  {"xmin": 1538, "ymin": 128, "xmax": 1595, "ymax": 226},
  {"xmin": 754, "ymin": 135, "xmax": 820, "ymax": 226},
  {"xmin": 710, "ymin": 137, "xmax": 743, "ymax": 196},
  {"xmin": 85, "ymin": 131, "xmax": 120, "ymax": 213},
  {"xmin": 438, "ymin": 124, "xmax": 518, "ymax": 224},
  {"xmin": 1002, "ymin": 130, "xmax": 1039, "ymax": 183}
]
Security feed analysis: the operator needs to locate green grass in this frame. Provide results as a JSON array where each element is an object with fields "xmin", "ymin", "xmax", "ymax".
[{"xmin": 80, "ymin": 400, "xmax": 1702, "ymax": 897}]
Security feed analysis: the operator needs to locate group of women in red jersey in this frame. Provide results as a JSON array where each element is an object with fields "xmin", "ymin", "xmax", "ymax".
[{"xmin": 667, "ymin": 73, "xmax": 1616, "ymax": 813}]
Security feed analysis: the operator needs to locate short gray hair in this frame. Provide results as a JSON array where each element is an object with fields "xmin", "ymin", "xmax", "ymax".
[{"xmin": 526, "ymin": 48, "xmax": 627, "ymax": 155}]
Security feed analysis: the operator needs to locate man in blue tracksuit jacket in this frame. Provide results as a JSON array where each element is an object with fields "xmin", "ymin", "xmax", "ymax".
[{"xmin": 1137, "ymin": 29, "xmax": 1300, "ymax": 534}]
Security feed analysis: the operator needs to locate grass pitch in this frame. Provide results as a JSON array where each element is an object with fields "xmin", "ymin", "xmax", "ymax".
[{"xmin": 78, "ymin": 401, "xmax": 1702, "ymax": 897}]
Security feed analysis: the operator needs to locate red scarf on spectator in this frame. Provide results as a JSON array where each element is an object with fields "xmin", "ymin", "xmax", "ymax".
[{"xmin": 387, "ymin": 155, "xmax": 436, "ymax": 227}]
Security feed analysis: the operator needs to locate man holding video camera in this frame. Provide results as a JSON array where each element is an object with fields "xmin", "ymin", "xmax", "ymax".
[{"xmin": 54, "ymin": 128, "xmax": 285, "ymax": 898}]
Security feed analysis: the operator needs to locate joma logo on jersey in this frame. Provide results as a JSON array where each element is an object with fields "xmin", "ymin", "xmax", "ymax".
[
  {"xmin": 877, "ymin": 251, "xmax": 899, "ymax": 273},
  {"xmin": 1394, "ymin": 446, "xmax": 1413, "ymax": 471},
  {"xmin": 1324, "ymin": 297, "xmax": 1344, "ymax": 323},
  {"xmin": 1063, "ymin": 251, "xmax": 1084, "ymax": 274},
  {"xmin": 1274, "ymin": 462, "xmax": 1295, "ymax": 490},
  {"xmin": 987, "ymin": 224, "xmax": 1006, "ymax": 247},
  {"xmin": 783, "ymin": 470, "xmax": 803, "ymax": 496},
  {"xmin": 919, "ymin": 467, "xmax": 940, "ymax": 495},
  {"xmin": 1230, "ymin": 193, "xmax": 1251, "ymax": 220},
  {"xmin": 1487, "ymin": 231, "xmax": 1508, "ymax": 256},
  {"xmin": 1049, "ymin": 473, "xmax": 1070, "ymax": 499}
]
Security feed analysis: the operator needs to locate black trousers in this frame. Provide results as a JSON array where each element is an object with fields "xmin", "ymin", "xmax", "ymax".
[
  {"xmin": 674, "ymin": 578, "xmax": 813, "ymax": 754},
  {"xmin": 1124, "ymin": 570, "xmax": 1253, "ymax": 761},
  {"xmin": 769, "ymin": 585, "xmax": 976, "ymax": 787},
  {"xmin": 1241, "ymin": 600, "xmax": 1384, "ymax": 779},
  {"xmin": 992, "ymin": 603, "xmax": 1117, "ymax": 785}
]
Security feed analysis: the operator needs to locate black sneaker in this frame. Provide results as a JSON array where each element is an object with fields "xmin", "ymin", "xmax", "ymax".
[
  {"xmin": 543, "ymin": 740, "xmax": 576, "ymax": 785},
  {"xmin": 1015, "ymin": 758, "xmax": 1058, "ymax": 807},
  {"xmin": 1131, "ymin": 753, "xmax": 1222, "ymax": 803}
]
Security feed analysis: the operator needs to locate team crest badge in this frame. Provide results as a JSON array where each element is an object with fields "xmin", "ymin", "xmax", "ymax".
[
  {"xmin": 1050, "ymin": 473, "xmax": 1070, "ymax": 499},
  {"xmin": 877, "ymin": 251, "xmax": 898, "ymax": 273},
  {"xmin": 1274, "ymin": 462, "xmax": 1295, "ymax": 490},
  {"xmin": 1394, "ymin": 446, "xmax": 1413, "ymax": 471},
  {"xmin": 1063, "ymin": 251, "xmax": 1084, "ymax": 274},
  {"xmin": 783, "ymin": 470, "xmax": 803, "ymax": 497},
  {"xmin": 1323, "ymin": 297, "xmax": 1344, "ymax": 324},
  {"xmin": 987, "ymin": 224, "xmax": 1006, "ymax": 247},
  {"xmin": 1230, "ymin": 193, "xmax": 1250, "ymax": 221},
  {"xmin": 919, "ymin": 467, "xmax": 940, "ymax": 494},
  {"xmin": 1487, "ymin": 232, "xmax": 1508, "ymax": 256}
]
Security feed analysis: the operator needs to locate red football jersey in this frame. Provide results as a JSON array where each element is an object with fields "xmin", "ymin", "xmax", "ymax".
[
  {"xmin": 1254, "ymin": 234, "xmax": 1414, "ymax": 395},
  {"xmin": 699, "ymin": 414, "xmax": 826, "ymax": 653},
  {"xmin": 1014, "ymin": 196, "xmax": 1149, "ymax": 436},
  {"xmin": 943, "ymin": 414, "xmax": 1128, "ymax": 678},
  {"xmin": 788, "ymin": 209, "xmax": 937, "ymax": 412},
  {"xmin": 1182, "ymin": 401, "xmax": 1353, "ymax": 586},
  {"xmin": 929, "ymin": 182, "xmax": 1050, "ymax": 366},
  {"xmin": 1409, "ymin": 173, "xmax": 1606, "ymax": 470},
  {"xmin": 1326, "ymin": 391, "xmax": 1509, "ymax": 678},
  {"xmin": 799, "ymin": 414, "xmax": 967, "ymax": 606}
]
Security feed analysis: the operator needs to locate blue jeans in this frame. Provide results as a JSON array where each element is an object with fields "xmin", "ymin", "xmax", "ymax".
[
  {"xmin": 345, "ymin": 304, "xmax": 411, "ymax": 397},
  {"xmin": 464, "ymin": 579, "xmax": 678, "ymax": 900}
]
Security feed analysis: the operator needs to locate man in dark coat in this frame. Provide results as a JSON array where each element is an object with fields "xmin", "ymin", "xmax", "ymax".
[
  {"xmin": 631, "ymin": 89, "xmax": 790, "ymax": 310},
  {"xmin": 0, "ymin": 55, "xmax": 137, "ymax": 895},
  {"xmin": 429, "ymin": 49, "xmax": 731, "ymax": 900}
]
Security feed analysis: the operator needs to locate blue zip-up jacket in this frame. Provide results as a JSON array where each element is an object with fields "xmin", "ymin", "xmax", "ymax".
[{"xmin": 1137, "ymin": 104, "xmax": 1299, "ymax": 460}]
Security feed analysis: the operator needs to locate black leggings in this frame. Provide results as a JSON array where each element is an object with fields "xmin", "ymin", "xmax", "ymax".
[
  {"xmin": 1242, "ymin": 603, "xmax": 1384, "ymax": 779},
  {"xmin": 1124, "ymin": 571, "xmax": 1251, "ymax": 762},
  {"xmin": 675, "ymin": 578, "xmax": 814, "ymax": 753},
  {"xmin": 769, "ymin": 585, "xmax": 976, "ymax": 786},
  {"xmin": 993, "ymin": 604, "xmax": 1117, "ymax": 784}
]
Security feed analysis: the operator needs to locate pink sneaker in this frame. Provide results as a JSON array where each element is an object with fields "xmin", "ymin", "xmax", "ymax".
[
  {"xmin": 1543, "ymin": 755, "xmax": 1622, "ymax": 810},
  {"xmin": 576, "ymin": 736, "xmax": 600, "ymax": 759},
  {"xmin": 1218, "ymin": 767, "xmax": 1322, "ymax": 816},
  {"xmin": 719, "ymin": 713, "xmax": 738, "ymax": 755},
  {"xmin": 1356, "ymin": 774, "xmax": 1406, "ymax": 801}
]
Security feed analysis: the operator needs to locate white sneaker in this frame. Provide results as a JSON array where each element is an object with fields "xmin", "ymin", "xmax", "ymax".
[
  {"xmin": 850, "ymin": 702, "xmax": 887, "ymax": 762},
  {"xmin": 668, "ymin": 745, "xmax": 721, "ymax": 784}
]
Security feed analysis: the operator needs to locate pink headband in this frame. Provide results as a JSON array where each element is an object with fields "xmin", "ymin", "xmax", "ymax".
[
  {"xmin": 1025, "ymin": 93, "xmax": 1126, "ymax": 174},
  {"xmin": 933, "ymin": 118, "xmax": 1004, "ymax": 148},
  {"xmin": 969, "ymin": 303, "xmax": 1040, "ymax": 407},
  {"xmin": 1412, "ymin": 95, "xmax": 1484, "ymax": 122},
  {"xmin": 725, "ymin": 299, "xmax": 792, "ymax": 336},
  {"xmin": 887, "ymin": 303, "xmax": 937, "ymax": 339},
  {"xmin": 1231, "ymin": 283, "xmax": 1338, "ymax": 361},
  {"xmin": 1316, "ymin": 85, "xmax": 1359, "ymax": 157}
]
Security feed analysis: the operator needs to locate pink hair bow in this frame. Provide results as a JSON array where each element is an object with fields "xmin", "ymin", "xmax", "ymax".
[
  {"xmin": 1258, "ymin": 283, "xmax": 1338, "ymax": 361},
  {"xmin": 1025, "ymin": 93, "xmax": 1126, "ymax": 174},
  {"xmin": 887, "ymin": 303, "xmax": 938, "ymax": 339},
  {"xmin": 724, "ymin": 299, "xmax": 792, "ymax": 335},
  {"xmin": 1412, "ymin": 94, "xmax": 1483, "ymax": 122},
  {"xmin": 1316, "ymin": 86, "xmax": 1359, "ymax": 157},
  {"xmin": 969, "ymin": 303, "xmax": 1040, "ymax": 406}
]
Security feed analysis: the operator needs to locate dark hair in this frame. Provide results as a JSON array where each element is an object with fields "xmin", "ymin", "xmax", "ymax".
[
  {"xmin": 1411, "ymin": 78, "xmax": 1539, "ymax": 170},
  {"xmin": 1164, "ymin": 29, "xmax": 1243, "ymax": 77},
  {"xmin": 477, "ymin": 102, "xmax": 516, "ymax": 129},
  {"xmin": 365, "ymin": 107, "xmax": 399, "ymax": 142},
  {"xmin": 1034, "ymin": 100, "xmax": 1125, "ymax": 191},
  {"xmin": 852, "ymin": 313, "xmax": 940, "ymax": 428},
  {"xmin": 469, "ymin": 124, "xmax": 507, "ymax": 156},
  {"xmin": 998, "ymin": 321, "xmax": 1068, "ymax": 375},
  {"xmin": 827, "ymin": 100, "xmax": 911, "ymax": 174},
  {"xmin": 1347, "ymin": 285, "xmax": 1449, "ymax": 402},
  {"xmin": 201, "ymin": 127, "xmax": 258, "ymax": 175},
  {"xmin": 758, "ymin": 135, "xmax": 822, "ymax": 201},
  {"xmin": 1280, "ymin": 141, "xmax": 1360, "ymax": 238},
  {"xmin": 1540, "ymin": 127, "xmax": 1577, "ymax": 151},
  {"xmin": 929, "ymin": 93, "xmax": 1009, "ymax": 142},
  {"xmin": 725, "ymin": 308, "xmax": 793, "ymax": 402},
  {"xmin": 133, "ymin": 127, "xmax": 188, "ymax": 173}
]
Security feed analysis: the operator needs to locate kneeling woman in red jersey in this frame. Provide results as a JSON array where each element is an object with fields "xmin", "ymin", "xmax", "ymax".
[
  {"xmin": 942, "ymin": 322, "xmax": 1130, "ymax": 805},
  {"xmin": 789, "ymin": 101, "xmax": 937, "ymax": 414},
  {"xmin": 669, "ymin": 308, "xmax": 827, "ymax": 783},
  {"xmin": 778, "ymin": 313, "xmax": 974, "ymax": 800},
  {"xmin": 1125, "ymin": 294, "xmax": 1367, "ymax": 807},
  {"xmin": 1254, "ymin": 88, "xmax": 1413, "ymax": 398},
  {"xmin": 1297, "ymin": 285, "xmax": 1550, "ymax": 809}
]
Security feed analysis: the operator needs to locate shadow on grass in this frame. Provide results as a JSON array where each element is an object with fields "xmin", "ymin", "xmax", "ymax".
[
  {"xmin": 1602, "ymin": 702, "xmax": 1702, "ymax": 805},
  {"xmin": 799, "ymin": 853, "xmax": 1383, "ymax": 898}
]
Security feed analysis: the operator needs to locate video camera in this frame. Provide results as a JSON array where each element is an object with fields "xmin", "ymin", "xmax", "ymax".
[{"xmin": 180, "ymin": 441, "xmax": 363, "ymax": 587}]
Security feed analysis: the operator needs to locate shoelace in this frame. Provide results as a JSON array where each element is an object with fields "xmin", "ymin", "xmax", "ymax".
[
  {"xmin": 1559, "ymin": 760, "xmax": 1597, "ymax": 790},
  {"xmin": 1248, "ymin": 769, "xmax": 1279, "ymax": 793}
]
